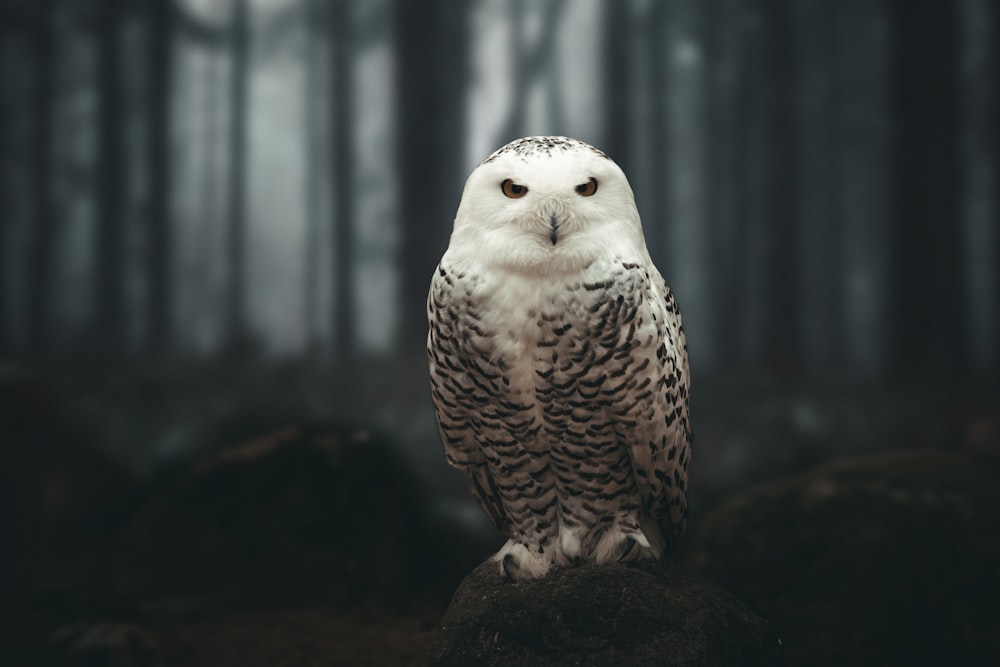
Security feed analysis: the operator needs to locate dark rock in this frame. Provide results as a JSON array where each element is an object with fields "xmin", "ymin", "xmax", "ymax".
[
  {"xmin": 683, "ymin": 448, "xmax": 1000, "ymax": 667},
  {"xmin": 112, "ymin": 424, "xmax": 466, "ymax": 615},
  {"xmin": 429, "ymin": 559, "xmax": 784, "ymax": 667},
  {"xmin": 50, "ymin": 622, "xmax": 164, "ymax": 667},
  {"xmin": 0, "ymin": 367, "xmax": 138, "ymax": 619}
]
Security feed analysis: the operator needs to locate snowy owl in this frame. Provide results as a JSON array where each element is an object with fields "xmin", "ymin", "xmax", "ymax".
[{"xmin": 427, "ymin": 136, "xmax": 691, "ymax": 580}]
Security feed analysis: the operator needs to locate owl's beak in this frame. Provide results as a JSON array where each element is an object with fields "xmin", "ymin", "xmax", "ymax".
[{"xmin": 548, "ymin": 213, "xmax": 559, "ymax": 245}]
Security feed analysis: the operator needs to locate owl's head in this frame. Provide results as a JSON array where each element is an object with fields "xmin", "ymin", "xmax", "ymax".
[{"xmin": 446, "ymin": 136, "xmax": 649, "ymax": 275}]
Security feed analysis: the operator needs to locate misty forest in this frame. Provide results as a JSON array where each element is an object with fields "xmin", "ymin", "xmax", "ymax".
[{"xmin": 2, "ymin": 0, "xmax": 999, "ymax": 665}]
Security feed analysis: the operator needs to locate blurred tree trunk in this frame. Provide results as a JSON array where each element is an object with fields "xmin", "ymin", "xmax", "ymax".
[
  {"xmin": 794, "ymin": 0, "xmax": 841, "ymax": 373},
  {"xmin": 665, "ymin": 0, "xmax": 709, "ymax": 371},
  {"xmin": 543, "ymin": 9, "xmax": 566, "ymax": 131},
  {"xmin": 648, "ymin": 2, "xmax": 674, "ymax": 265},
  {"xmin": 95, "ymin": 0, "xmax": 125, "ymax": 354},
  {"xmin": 641, "ymin": 1, "xmax": 668, "ymax": 266},
  {"xmin": 504, "ymin": 0, "xmax": 527, "ymax": 136},
  {"xmin": 497, "ymin": 0, "xmax": 566, "ymax": 147},
  {"xmin": 701, "ymin": 0, "xmax": 723, "ymax": 368},
  {"xmin": 0, "ymin": 9, "xmax": 8, "ymax": 354},
  {"xmin": 704, "ymin": 0, "xmax": 740, "ymax": 374},
  {"xmin": 26, "ymin": 0, "xmax": 55, "ymax": 356},
  {"xmin": 758, "ymin": 0, "xmax": 799, "ymax": 376},
  {"xmin": 302, "ymin": 0, "xmax": 325, "ymax": 356},
  {"xmin": 887, "ymin": 0, "xmax": 963, "ymax": 375},
  {"xmin": 192, "ymin": 25, "xmax": 224, "ymax": 343},
  {"xmin": 735, "ymin": 4, "xmax": 766, "ymax": 367},
  {"xmin": 959, "ymin": 0, "xmax": 996, "ymax": 372},
  {"xmin": 603, "ymin": 0, "xmax": 631, "ymax": 172},
  {"xmin": 226, "ymin": 0, "xmax": 250, "ymax": 353},
  {"xmin": 994, "ymin": 0, "xmax": 1000, "ymax": 369},
  {"xmin": 837, "ymin": 0, "xmax": 889, "ymax": 376},
  {"xmin": 710, "ymin": 0, "xmax": 751, "ymax": 370},
  {"xmin": 496, "ymin": 0, "xmax": 565, "ymax": 143},
  {"xmin": 394, "ymin": 0, "xmax": 468, "ymax": 347},
  {"xmin": 147, "ymin": 0, "xmax": 175, "ymax": 356},
  {"xmin": 330, "ymin": 0, "xmax": 355, "ymax": 358}
]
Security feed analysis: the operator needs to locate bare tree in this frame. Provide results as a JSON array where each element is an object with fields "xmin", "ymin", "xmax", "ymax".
[
  {"xmin": 794, "ymin": 0, "xmax": 841, "ymax": 373},
  {"xmin": 0, "ymin": 3, "xmax": 9, "ymax": 354},
  {"xmin": 706, "ymin": 0, "xmax": 752, "ymax": 370},
  {"xmin": 887, "ymin": 0, "xmax": 964, "ymax": 375},
  {"xmin": 394, "ymin": 0, "xmax": 469, "ymax": 347},
  {"xmin": 664, "ymin": 0, "xmax": 710, "ymax": 371},
  {"xmin": 642, "ymin": 1, "xmax": 669, "ymax": 266},
  {"xmin": 190, "ymin": 24, "xmax": 225, "ymax": 346},
  {"xmin": 603, "ymin": 0, "xmax": 632, "ymax": 169},
  {"xmin": 302, "ymin": 0, "xmax": 326, "ymax": 356},
  {"xmin": 834, "ymin": 0, "xmax": 890, "ymax": 376},
  {"xmin": 734, "ymin": 2, "xmax": 769, "ymax": 369},
  {"xmin": 757, "ymin": 0, "xmax": 800, "ymax": 376},
  {"xmin": 95, "ymin": 0, "xmax": 125, "ymax": 354},
  {"xmin": 993, "ymin": 0, "xmax": 1000, "ymax": 368},
  {"xmin": 330, "ymin": 0, "xmax": 355, "ymax": 358},
  {"xmin": 26, "ymin": 0, "xmax": 55, "ymax": 356},
  {"xmin": 495, "ymin": 0, "xmax": 566, "ymax": 145},
  {"xmin": 146, "ymin": 0, "xmax": 175, "ymax": 356},
  {"xmin": 225, "ymin": 0, "xmax": 250, "ymax": 353},
  {"xmin": 959, "ymin": 0, "xmax": 998, "ymax": 372}
]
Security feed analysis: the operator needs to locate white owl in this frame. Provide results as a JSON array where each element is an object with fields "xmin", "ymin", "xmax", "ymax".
[{"xmin": 427, "ymin": 136, "xmax": 691, "ymax": 580}]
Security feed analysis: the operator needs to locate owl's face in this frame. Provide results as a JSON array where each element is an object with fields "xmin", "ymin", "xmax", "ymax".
[{"xmin": 447, "ymin": 137, "xmax": 649, "ymax": 275}]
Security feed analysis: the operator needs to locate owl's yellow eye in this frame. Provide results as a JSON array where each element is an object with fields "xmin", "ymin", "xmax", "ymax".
[
  {"xmin": 575, "ymin": 177, "xmax": 598, "ymax": 197},
  {"xmin": 501, "ymin": 179, "xmax": 528, "ymax": 198}
]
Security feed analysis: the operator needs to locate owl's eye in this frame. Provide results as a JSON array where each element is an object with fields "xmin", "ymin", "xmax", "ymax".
[
  {"xmin": 575, "ymin": 177, "xmax": 598, "ymax": 197},
  {"xmin": 501, "ymin": 179, "xmax": 528, "ymax": 199}
]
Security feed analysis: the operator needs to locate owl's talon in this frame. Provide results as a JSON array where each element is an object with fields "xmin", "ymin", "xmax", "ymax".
[
  {"xmin": 502, "ymin": 554, "xmax": 514, "ymax": 580},
  {"xmin": 620, "ymin": 537, "xmax": 637, "ymax": 561},
  {"xmin": 494, "ymin": 540, "xmax": 552, "ymax": 579}
]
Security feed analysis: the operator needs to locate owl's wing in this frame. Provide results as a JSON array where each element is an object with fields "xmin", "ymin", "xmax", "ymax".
[
  {"xmin": 426, "ymin": 264, "xmax": 509, "ymax": 532},
  {"xmin": 618, "ymin": 275, "xmax": 692, "ymax": 549}
]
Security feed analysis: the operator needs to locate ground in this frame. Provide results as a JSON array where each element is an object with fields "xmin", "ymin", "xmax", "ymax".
[{"xmin": 1, "ymin": 360, "xmax": 997, "ymax": 665}]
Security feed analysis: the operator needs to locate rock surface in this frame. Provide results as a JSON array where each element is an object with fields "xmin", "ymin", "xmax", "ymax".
[
  {"xmin": 0, "ymin": 369, "xmax": 137, "ymax": 597},
  {"xmin": 429, "ymin": 559, "xmax": 784, "ymax": 667},
  {"xmin": 683, "ymin": 448, "xmax": 1000, "ymax": 667},
  {"xmin": 111, "ymin": 423, "xmax": 474, "ymax": 614}
]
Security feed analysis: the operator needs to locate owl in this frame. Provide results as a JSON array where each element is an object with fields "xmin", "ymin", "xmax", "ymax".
[{"xmin": 427, "ymin": 136, "xmax": 691, "ymax": 580}]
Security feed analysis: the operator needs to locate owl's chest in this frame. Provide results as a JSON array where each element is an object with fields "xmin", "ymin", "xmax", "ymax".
[
  {"xmin": 478, "ymin": 273, "xmax": 584, "ymax": 344},
  {"xmin": 467, "ymin": 267, "xmax": 635, "ymax": 395}
]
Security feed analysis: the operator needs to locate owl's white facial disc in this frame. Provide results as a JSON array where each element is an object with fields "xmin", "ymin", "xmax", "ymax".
[{"xmin": 446, "ymin": 136, "xmax": 650, "ymax": 276}]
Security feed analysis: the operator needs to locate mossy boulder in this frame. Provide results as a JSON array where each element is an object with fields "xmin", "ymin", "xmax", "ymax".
[
  {"xmin": 112, "ymin": 424, "xmax": 464, "ymax": 614},
  {"xmin": 430, "ymin": 559, "xmax": 784, "ymax": 667},
  {"xmin": 683, "ymin": 448, "xmax": 1000, "ymax": 666}
]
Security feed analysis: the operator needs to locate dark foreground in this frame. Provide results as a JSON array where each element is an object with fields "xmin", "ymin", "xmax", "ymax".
[{"xmin": 2, "ymin": 364, "xmax": 998, "ymax": 665}]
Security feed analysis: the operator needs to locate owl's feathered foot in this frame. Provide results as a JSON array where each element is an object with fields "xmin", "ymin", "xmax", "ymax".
[
  {"xmin": 494, "ymin": 539, "xmax": 553, "ymax": 581},
  {"xmin": 501, "ymin": 554, "xmax": 515, "ymax": 580},
  {"xmin": 619, "ymin": 537, "xmax": 637, "ymax": 561},
  {"xmin": 595, "ymin": 527, "xmax": 660, "ymax": 564}
]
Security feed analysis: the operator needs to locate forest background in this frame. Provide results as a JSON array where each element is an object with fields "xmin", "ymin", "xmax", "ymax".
[{"xmin": 1, "ymin": 0, "xmax": 997, "ymax": 557}]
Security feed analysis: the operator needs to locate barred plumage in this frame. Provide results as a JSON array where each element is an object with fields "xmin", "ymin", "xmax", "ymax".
[{"xmin": 427, "ymin": 136, "xmax": 691, "ymax": 580}]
